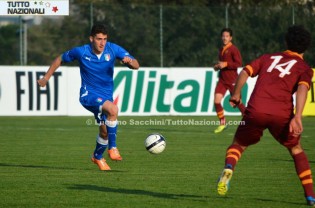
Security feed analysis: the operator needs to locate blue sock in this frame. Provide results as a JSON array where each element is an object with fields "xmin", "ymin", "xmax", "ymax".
[
  {"xmin": 105, "ymin": 120, "xmax": 118, "ymax": 149},
  {"xmin": 93, "ymin": 136, "xmax": 108, "ymax": 160},
  {"xmin": 225, "ymin": 164, "xmax": 233, "ymax": 169}
]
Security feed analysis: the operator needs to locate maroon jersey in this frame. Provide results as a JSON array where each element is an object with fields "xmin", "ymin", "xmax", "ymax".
[
  {"xmin": 218, "ymin": 42, "xmax": 242, "ymax": 84},
  {"xmin": 244, "ymin": 50, "xmax": 313, "ymax": 118}
]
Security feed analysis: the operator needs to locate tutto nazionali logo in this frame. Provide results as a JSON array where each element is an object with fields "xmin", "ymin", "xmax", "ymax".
[
  {"xmin": 0, "ymin": 0, "xmax": 69, "ymax": 16},
  {"xmin": 7, "ymin": 1, "xmax": 45, "ymax": 14}
]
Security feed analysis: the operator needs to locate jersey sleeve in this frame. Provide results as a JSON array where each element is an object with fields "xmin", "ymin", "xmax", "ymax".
[
  {"xmin": 227, "ymin": 46, "xmax": 242, "ymax": 70},
  {"xmin": 298, "ymin": 68, "xmax": 314, "ymax": 90},
  {"xmin": 243, "ymin": 55, "xmax": 266, "ymax": 77},
  {"xmin": 61, "ymin": 47, "xmax": 81, "ymax": 63}
]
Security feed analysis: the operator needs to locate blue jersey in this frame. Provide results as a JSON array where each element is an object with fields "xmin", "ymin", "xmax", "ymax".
[{"xmin": 62, "ymin": 42, "xmax": 134, "ymax": 99}]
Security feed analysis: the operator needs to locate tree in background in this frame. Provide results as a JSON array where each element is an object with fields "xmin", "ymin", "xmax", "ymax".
[
  {"xmin": 0, "ymin": 24, "xmax": 20, "ymax": 65},
  {"xmin": 1, "ymin": 0, "xmax": 315, "ymax": 66}
]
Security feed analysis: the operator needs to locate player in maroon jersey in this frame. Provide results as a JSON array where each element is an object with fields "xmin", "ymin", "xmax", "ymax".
[
  {"xmin": 217, "ymin": 25, "xmax": 315, "ymax": 206},
  {"xmin": 213, "ymin": 28, "xmax": 246, "ymax": 133}
]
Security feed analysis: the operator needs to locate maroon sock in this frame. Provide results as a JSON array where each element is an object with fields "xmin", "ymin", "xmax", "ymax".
[
  {"xmin": 293, "ymin": 151, "xmax": 315, "ymax": 198},
  {"xmin": 215, "ymin": 103, "xmax": 225, "ymax": 125},
  {"xmin": 224, "ymin": 144, "xmax": 244, "ymax": 171}
]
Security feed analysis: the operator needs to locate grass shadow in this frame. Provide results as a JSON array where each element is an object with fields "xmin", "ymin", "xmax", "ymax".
[
  {"xmin": 0, "ymin": 162, "xmax": 128, "ymax": 172},
  {"xmin": 0, "ymin": 162, "xmax": 77, "ymax": 170},
  {"xmin": 68, "ymin": 184, "xmax": 207, "ymax": 201},
  {"xmin": 253, "ymin": 197, "xmax": 304, "ymax": 206}
]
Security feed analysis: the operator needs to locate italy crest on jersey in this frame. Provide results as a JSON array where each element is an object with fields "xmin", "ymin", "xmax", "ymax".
[
  {"xmin": 96, "ymin": 97, "xmax": 103, "ymax": 103},
  {"xmin": 104, "ymin": 53, "xmax": 111, "ymax": 61}
]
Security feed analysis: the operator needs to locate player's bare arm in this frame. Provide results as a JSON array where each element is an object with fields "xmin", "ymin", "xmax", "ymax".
[
  {"xmin": 230, "ymin": 70, "xmax": 249, "ymax": 107},
  {"xmin": 122, "ymin": 56, "xmax": 140, "ymax": 70},
  {"xmin": 37, "ymin": 55, "xmax": 62, "ymax": 87},
  {"xmin": 290, "ymin": 84, "xmax": 308, "ymax": 137}
]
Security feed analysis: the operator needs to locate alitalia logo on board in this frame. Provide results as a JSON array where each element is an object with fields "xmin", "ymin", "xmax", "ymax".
[{"xmin": 113, "ymin": 69, "xmax": 249, "ymax": 115}]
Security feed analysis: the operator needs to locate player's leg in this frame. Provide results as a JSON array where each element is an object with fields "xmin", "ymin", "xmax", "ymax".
[
  {"xmin": 91, "ymin": 114, "xmax": 111, "ymax": 170},
  {"xmin": 217, "ymin": 140, "xmax": 246, "ymax": 196},
  {"xmin": 93, "ymin": 117, "xmax": 108, "ymax": 159},
  {"xmin": 214, "ymin": 82, "xmax": 228, "ymax": 133},
  {"xmin": 101, "ymin": 100, "xmax": 122, "ymax": 161},
  {"xmin": 290, "ymin": 144, "xmax": 315, "ymax": 206},
  {"xmin": 80, "ymin": 94, "xmax": 111, "ymax": 170},
  {"xmin": 214, "ymin": 93, "xmax": 225, "ymax": 125},
  {"xmin": 217, "ymin": 111, "xmax": 266, "ymax": 196},
  {"xmin": 270, "ymin": 119, "xmax": 315, "ymax": 206}
]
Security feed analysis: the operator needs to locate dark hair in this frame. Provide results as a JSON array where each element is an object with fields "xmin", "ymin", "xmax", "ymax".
[
  {"xmin": 221, "ymin": 28, "xmax": 233, "ymax": 36},
  {"xmin": 90, "ymin": 23, "xmax": 108, "ymax": 37},
  {"xmin": 285, "ymin": 25, "xmax": 311, "ymax": 53}
]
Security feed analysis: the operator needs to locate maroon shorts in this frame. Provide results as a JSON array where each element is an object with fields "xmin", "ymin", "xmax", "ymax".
[
  {"xmin": 234, "ymin": 111, "xmax": 300, "ymax": 148},
  {"xmin": 215, "ymin": 81, "xmax": 235, "ymax": 95}
]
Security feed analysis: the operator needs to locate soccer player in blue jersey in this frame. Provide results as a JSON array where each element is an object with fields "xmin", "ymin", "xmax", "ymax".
[{"xmin": 37, "ymin": 23, "xmax": 140, "ymax": 171}]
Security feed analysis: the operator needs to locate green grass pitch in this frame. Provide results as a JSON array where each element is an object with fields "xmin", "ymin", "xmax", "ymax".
[{"xmin": 0, "ymin": 116, "xmax": 315, "ymax": 208}]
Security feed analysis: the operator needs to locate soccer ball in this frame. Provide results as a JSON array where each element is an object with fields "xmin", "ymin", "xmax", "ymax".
[{"xmin": 145, "ymin": 133, "xmax": 166, "ymax": 154}]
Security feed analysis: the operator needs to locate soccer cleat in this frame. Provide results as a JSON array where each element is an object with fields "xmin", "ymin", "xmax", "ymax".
[
  {"xmin": 91, "ymin": 157, "xmax": 111, "ymax": 171},
  {"xmin": 214, "ymin": 125, "xmax": 227, "ymax": 134},
  {"xmin": 217, "ymin": 168, "xmax": 233, "ymax": 196},
  {"xmin": 108, "ymin": 147, "xmax": 123, "ymax": 161},
  {"xmin": 306, "ymin": 196, "xmax": 315, "ymax": 206}
]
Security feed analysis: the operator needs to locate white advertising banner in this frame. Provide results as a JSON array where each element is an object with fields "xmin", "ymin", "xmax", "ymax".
[
  {"xmin": 0, "ymin": 0, "xmax": 69, "ymax": 16},
  {"xmin": 0, "ymin": 66, "xmax": 67, "ymax": 115},
  {"xmin": 112, "ymin": 67, "xmax": 257, "ymax": 116},
  {"xmin": 0, "ymin": 66, "xmax": 258, "ymax": 116}
]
